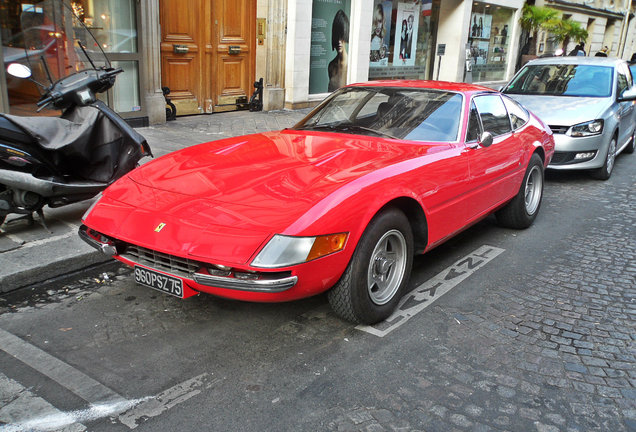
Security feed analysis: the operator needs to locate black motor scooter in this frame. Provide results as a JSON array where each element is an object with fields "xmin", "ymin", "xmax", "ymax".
[{"xmin": 0, "ymin": 0, "xmax": 151, "ymax": 229}]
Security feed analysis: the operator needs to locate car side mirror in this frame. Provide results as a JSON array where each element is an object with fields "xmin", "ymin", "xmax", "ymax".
[
  {"xmin": 618, "ymin": 87, "xmax": 636, "ymax": 101},
  {"xmin": 479, "ymin": 131, "xmax": 493, "ymax": 148}
]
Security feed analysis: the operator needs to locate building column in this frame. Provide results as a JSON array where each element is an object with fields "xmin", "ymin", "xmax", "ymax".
[
  {"xmin": 435, "ymin": 0, "xmax": 472, "ymax": 83},
  {"xmin": 263, "ymin": 0, "xmax": 286, "ymax": 110},
  {"xmin": 284, "ymin": 0, "xmax": 312, "ymax": 109},
  {"xmin": 140, "ymin": 0, "xmax": 166, "ymax": 124}
]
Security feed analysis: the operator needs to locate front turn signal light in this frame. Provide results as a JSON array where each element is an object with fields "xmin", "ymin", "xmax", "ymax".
[{"xmin": 306, "ymin": 233, "xmax": 348, "ymax": 262}]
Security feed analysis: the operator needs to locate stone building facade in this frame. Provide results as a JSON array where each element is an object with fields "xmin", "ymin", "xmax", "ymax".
[{"xmin": 1, "ymin": 0, "xmax": 635, "ymax": 124}]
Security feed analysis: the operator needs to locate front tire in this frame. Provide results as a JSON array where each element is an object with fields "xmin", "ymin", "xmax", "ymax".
[
  {"xmin": 496, "ymin": 154, "xmax": 544, "ymax": 229},
  {"xmin": 624, "ymin": 131, "xmax": 635, "ymax": 154},
  {"xmin": 591, "ymin": 136, "xmax": 616, "ymax": 180},
  {"xmin": 328, "ymin": 208, "xmax": 414, "ymax": 324}
]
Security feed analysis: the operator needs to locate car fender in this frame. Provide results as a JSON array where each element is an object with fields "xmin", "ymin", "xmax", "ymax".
[{"xmin": 281, "ymin": 157, "xmax": 445, "ymax": 264}]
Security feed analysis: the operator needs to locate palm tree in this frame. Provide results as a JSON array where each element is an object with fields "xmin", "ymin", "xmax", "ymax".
[
  {"xmin": 519, "ymin": 4, "xmax": 560, "ymax": 55},
  {"xmin": 548, "ymin": 19, "xmax": 589, "ymax": 53}
]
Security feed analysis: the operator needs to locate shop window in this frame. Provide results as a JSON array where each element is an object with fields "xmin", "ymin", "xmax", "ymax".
[
  {"xmin": 73, "ymin": 0, "xmax": 140, "ymax": 114},
  {"xmin": 468, "ymin": 3, "xmax": 513, "ymax": 83},
  {"xmin": 76, "ymin": 0, "xmax": 137, "ymax": 53},
  {"xmin": 367, "ymin": 0, "xmax": 438, "ymax": 81},
  {"xmin": 110, "ymin": 60, "xmax": 139, "ymax": 112},
  {"xmin": 1, "ymin": 0, "xmax": 141, "ymax": 116}
]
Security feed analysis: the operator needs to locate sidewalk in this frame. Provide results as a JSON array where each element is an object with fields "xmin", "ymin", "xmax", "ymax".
[{"xmin": 0, "ymin": 108, "xmax": 310, "ymax": 293}]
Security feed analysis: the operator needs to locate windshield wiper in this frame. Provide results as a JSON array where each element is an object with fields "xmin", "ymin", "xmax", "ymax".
[
  {"xmin": 335, "ymin": 124, "xmax": 400, "ymax": 140},
  {"xmin": 296, "ymin": 123, "xmax": 399, "ymax": 140}
]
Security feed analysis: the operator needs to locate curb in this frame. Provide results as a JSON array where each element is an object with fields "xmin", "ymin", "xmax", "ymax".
[{"xmin": 0, "ymin": 238, "xmax": 110, "ymax": 293}]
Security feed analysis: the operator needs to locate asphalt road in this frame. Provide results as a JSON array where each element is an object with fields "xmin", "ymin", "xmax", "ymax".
[{"xmin": 0, "ymin": 153, "xmax": 634, "ymax": 431}]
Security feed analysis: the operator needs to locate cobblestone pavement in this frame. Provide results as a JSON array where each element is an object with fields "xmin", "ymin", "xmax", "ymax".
[
  {"xmin": 323, "ymin": 169, "xmax": 635, "ymax": 431},
  {"xmin": 0, "ymin": 110, "xmax": 634, "ymax": 431}
]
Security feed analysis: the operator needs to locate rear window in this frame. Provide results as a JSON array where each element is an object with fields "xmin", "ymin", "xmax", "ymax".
[{"xmin": 504, "ymin": 64, "xmax": 613, "ymax": 98}]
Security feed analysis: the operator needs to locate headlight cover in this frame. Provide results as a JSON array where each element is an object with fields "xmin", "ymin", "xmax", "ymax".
[
  {"xmin": 567, "ymin": 119, "xmax": 603, "ymax": 137},
  {"xmin": 251, "ymin": 233, "xmax": 348, "ymax": 268}
]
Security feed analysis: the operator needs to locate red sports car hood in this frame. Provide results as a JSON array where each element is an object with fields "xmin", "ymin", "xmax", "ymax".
[
  {"xmin": 129, "ymin": 130, "xmax": 441, "ymax": 221},
  {"xmin": 98, "ymin": 130, "xmax": 446, "ymax": 264}
]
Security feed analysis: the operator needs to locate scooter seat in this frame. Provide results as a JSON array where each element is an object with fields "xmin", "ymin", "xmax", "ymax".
[{"xmin": 0, "ymin": 115, "xmax": 34, "ymax": 145}]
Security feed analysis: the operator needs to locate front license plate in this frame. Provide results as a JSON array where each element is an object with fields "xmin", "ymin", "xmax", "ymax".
[{"xmin": 134, "ymin": 266, "xmax": 183, "ymax": 298}]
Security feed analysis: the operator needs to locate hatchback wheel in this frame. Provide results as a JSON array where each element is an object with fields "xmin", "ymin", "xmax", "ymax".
[
  {"xmin": 591, "ymin": 136, "xmax": 616, "ymax": 180},
  {"xmin": 328, "ymin": 208, "xmax": 413, "ymax": 324},
  {"xmin": 625, "ymin": 131, "xmax": 635, "ymax": 154}
]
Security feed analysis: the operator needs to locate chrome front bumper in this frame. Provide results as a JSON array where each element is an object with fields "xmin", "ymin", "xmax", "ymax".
[
  {"xmin": 193, "ymin": 272, "xmax": 297, "ymax": 292},
  {"xmin": 79, "ymin": 225, "xmax": 297, "ymax": 293}
]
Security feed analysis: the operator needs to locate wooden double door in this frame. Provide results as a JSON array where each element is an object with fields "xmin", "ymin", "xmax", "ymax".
[{"xmin": 160, "ymin": 0, "xmax": 256, "ymax": 115}]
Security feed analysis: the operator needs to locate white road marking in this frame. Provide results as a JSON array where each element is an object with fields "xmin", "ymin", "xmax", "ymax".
[
  {"xmin": 0, "ymin": 372, "xmax": 86, "ymax": 432},
  {"xmin": 0, "ymin": 327, "xmax": 214, "ymax": 430},
  {"xmin": 357, "ymin": 245, "xmax": 505, "ymax": 337},
  {"xmin": 118, "ymin": 373, "xmax": 213, "ymax": 429},
  {"xmin": 0, "ymin": 327, "xmax": 126, "ymax": 405}
]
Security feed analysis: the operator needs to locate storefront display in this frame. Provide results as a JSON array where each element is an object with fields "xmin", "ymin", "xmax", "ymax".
[
  {"xmin": 368, "ymin": 0, "xmax": 436, "ymax": 81},
  {"xmin": 468, "ymin": 3, "xmax": 513, "ymax": 82},
  {"xmin": 309, "ymin": 0, "xmax": 352, "ymax": 94},
  {"xmin": 1, "ymin": 0, "xmax": 141, "ymax": 116}
]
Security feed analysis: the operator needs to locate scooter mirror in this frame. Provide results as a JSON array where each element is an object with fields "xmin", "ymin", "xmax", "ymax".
[{"xmin": 7, "ymin": 63, "xmax": 32, "ymax": 79}]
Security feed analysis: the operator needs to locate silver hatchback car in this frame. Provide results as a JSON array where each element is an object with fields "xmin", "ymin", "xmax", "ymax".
[{"xmin": 503, "ymin": 57, "xmax": 636, "ymax": 179}]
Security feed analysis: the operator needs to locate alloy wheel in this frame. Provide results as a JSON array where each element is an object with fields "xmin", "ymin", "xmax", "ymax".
[
  {"xmin": 367, "ymin": 229, "xmax": 407, "ymax": 305},
  {"xmin": 606, "ymin": 138, "xmax": 616, "ymax": 175},
  {"xmin": 524, "ymin": 165, "xmax": 543, "ymax": 215}
]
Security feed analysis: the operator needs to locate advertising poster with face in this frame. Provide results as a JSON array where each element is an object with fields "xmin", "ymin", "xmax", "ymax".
[
  {"xmin": 309, "ymin": 0, "xmax": 352, "ymax": 94},
  {"xmin": 470, "ymin": 12, "xmax": 492, "ymax": 39},
  {"xmin": 392, "ymin": 2, "xmax": 419, "ymax": 67},
  {"xmin": 370, "ymin": 0, "xmax": 392, "ymax": 67}
]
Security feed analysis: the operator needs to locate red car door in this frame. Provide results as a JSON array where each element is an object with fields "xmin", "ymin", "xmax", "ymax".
[{"xmin": 464, "ymin": 94, "xmax": 525, "ymax": 221}]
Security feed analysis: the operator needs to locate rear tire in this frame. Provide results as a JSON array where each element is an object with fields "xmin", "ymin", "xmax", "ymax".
[
  {"xmin": 328, "ymin": 208, "xmax": 414, "ymax": 324},
  {"xmin": 496, "ymin": 154, "xmax": 544, "ymax": 229},
  {"xmin": 591, "ymin": 136, "xmax": 616, "ymax": 180}
]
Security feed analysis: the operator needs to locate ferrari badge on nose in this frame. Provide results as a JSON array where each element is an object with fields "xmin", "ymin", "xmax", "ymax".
[{"xmin": 154, "ymin": 223, "xmax": 166, "ymax": 232}]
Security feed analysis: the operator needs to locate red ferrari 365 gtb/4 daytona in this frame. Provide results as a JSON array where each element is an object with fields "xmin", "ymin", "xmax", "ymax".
[{"xmin": 80, "ymin": 81, "xmax": 554, "ymax": 324}]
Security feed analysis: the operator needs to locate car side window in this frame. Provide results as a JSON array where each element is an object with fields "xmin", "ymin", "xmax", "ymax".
[
  {"xmin": 617, "ymin": 66, "xmax": 630, "ymax": 98},
  {"xmin": 502, "ymin": 95, "xmax": 530, "ymax": 130},
  {"xmin": 466, "ymin": 101, "xmax": 481, "ymax": 142},
  {"xmin": 473, "ymin": 94, "xmax": 512, "ymax": 137}
]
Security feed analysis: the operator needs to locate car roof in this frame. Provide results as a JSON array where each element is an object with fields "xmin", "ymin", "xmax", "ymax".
[
  {"xmin": 346, "ymin": 80, "xmax": 494, "ymax": 94},
  {"xmin": 524, "ymin": 56, "xmax": 626, "ymax": 67}
]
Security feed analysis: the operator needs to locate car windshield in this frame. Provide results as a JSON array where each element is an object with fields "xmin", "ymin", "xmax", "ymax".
[
  {"xmin": 293, "ymin": 87, "xmax": 463, "ymax": 142},
  {"xmin": 504, "ymin": 64, "xmax": 613, "ymax": 97}
]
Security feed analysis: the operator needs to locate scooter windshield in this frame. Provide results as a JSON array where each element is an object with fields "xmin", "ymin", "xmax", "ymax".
[{"xmin": 19, "ymin": 0, "xmax": 110, "ymax": 89}]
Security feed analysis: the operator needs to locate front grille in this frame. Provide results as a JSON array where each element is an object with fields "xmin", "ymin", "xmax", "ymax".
[
  {"xmin": 549, "ymin": 125, "xmax": 569, "ymax": 134},
  {"xmin": 121, "ymin": 245, "xmax": 201, "ymax": 278}
]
